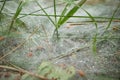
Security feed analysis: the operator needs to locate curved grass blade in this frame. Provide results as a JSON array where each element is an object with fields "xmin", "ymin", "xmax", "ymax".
[
  {"xmin": 57, "ymin": 3, "xmax": 70, "ymax": 26},
  {"xmin": 82, "ymin": 9, "xmax": 98, "ymax": 54},
  {"xmin": 105, "ymin": 4, "xmax": 120, "ymax": 31},
  {"xmin": 57, "ymin": 0, "xmax": 75, "ymax": 24},
  {"xmin": 58, "ymin": 0, "xmax": 86, "ymax": 27},
  {"xmin": 82, "ymin": 9, "xmax": 98, "ymax": 29}
]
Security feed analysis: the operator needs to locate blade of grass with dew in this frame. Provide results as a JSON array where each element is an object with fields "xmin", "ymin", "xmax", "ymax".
[
  {"xmin": 35, "ymin": 0, "xmax": 56, "ymax": 27},
  {"xmin": 82, "ymin": 9, "xmax": 98, "ymax": 54},
  {"xmin": 105, "ymin": 4, "xmax": 120, "ymax": 31},
  {"xmin": 58, "ymin": 0, "xmax": 86, "ymax": 27},
  {"xmin": 8, "ymin": 1, "xmax": 26, "ymax": 33}
]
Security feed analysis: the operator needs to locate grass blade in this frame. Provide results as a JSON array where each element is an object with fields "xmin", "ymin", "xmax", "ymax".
[
  {"xmin": 53, "ymin": 0, "xmax": 57, "ymax": 24},
  {"xmin": 9, "ymin": 1, "xmax": 24, "ymax": 33},
  {"xmin": 82, "ymin": 9, "xmax": 98, "ymax": 54},
  {"xmin": 92, "ymin": 34, "xmax": 97, "ymax": 54},
  {"xmin": 58, "ymin": 0, "xmax": 86, "ymax": 27},
  {"xmin": 83, "ymin": 9, "xmax": 98, "ymax": 29},
  {"xmin": 16, "ymin": 13, "xmax": 120, "ymax": 20},
  {"xmin": 14, "ymin": 1, "xmax": 24, "ymax": 19},
  {"xmin": 0, "ymin": 0, "xmax": 7, "ymax": 14},
  {"xmin": 105, "ymin": 4, "xmax": 120, "ymax": 31},
  {"xmin": 57, "ymin": 3, "xmax": 70, "ymax": 26},
  {"xmin": 53, "ymin": 0, "xmax": 59, "ymax": 37}
]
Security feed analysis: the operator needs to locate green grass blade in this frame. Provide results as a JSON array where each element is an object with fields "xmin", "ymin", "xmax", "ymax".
[
  {"xmin": 14, "ymin": 1, "xmax": 24, "ymax": 19},
  {"xmin": 57, "ymin": 3, "xmax": 70, "ymax": 26},
  {"xmin": 105, "ymin": 4, "xmax": 120, "ymax": 31},
  {"xmin": 82, "ymin": 9, "xmax": 98, "ymax": 54},
  {"xmin": 53, "ymin": 0, "xmax": 60, "ymax": 38},
  {"xmin": 16, "ymin": 13, "xmax": 120, "ymax": 20},
  {"xmin": 9, "ymin": 1, "xmax": 24, "ymax": 33},
  {"xmin": 58, "ymin": 0, "xmax": 86, "ymax": 27},
  {"xmin": 83, "ymin": 9, "xmax": 98, "ymax": 29},
  {"xmin": 58, "ymin": 1, "xmax": 75, "ymax": 23},
  {"xmin": 0, "ymin": 0, "xmax": 7, "ymax": 14},
  {"xmin": 35, "ymin": 0, "xmax": 56, "ymax": 27},
  {"xmin": 53, "ymin": 0, "xmax": 57, "ymax": 24},
  {"xmin": 92, "ymin": 34, "xmax": 97, "ymax": 54}
]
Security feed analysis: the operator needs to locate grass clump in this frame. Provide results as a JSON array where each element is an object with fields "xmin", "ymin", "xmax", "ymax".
[{"xmin": 35, "ymin": 0, "xmax": 87, "ymax": 39}]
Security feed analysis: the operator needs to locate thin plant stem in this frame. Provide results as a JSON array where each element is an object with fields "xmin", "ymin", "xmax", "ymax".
[
  {"xmin": 57, "ymin": 4, "xmax": 70, "ymax": 25},
  {"xmin": 6, "ymin": 12, "xmax": 120, "ymax": 21},
  {"xmin": 53, "ymin": 0, "xmax": 57, "ymax": 24},
  {"xmin": 15, "ymin": 13, "xmax": 120, "ymax": 20},
  {"xmin": 35, "ymin": 0, "xmax": 61, "ymax": 39}
]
